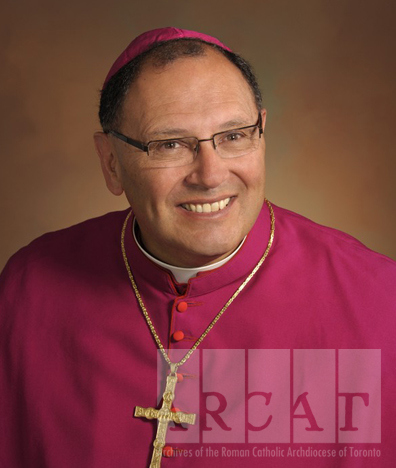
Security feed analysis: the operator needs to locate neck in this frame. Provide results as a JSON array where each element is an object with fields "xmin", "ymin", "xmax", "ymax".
[
  {"xmin": 133, "ymin": 219, "xmax": 246, "ymax": 281},
  {"xmin": 134, "ymin": 221, "xmax": 242, "ymax": 268}
]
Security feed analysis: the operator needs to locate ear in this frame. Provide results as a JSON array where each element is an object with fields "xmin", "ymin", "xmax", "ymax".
[
  {"xmin": 260, "ymin": 109, "xmax": 267, "ymax": 132},
  {"xmin": 93, "ymin": 132, "xmax": 124, "ymax": 196}
]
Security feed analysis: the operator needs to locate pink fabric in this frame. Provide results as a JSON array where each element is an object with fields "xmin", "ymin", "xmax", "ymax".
[
  {"xmin": 103, "ymin": 27, "xmax": 232, "ymax": 88},
  {"xmin": 1, "ymin": 204, "xmax": 395, "ymax": 467}
]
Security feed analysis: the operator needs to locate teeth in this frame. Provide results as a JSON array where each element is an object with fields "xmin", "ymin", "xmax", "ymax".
[{"xmin": 182, "ymin": 197, "xmax": 231, "ymax": 213}]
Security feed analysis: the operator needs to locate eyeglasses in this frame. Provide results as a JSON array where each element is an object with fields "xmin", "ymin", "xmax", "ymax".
[{"xmin": 106, "ymin": 113, "xmax": 263, "ymax": 168}]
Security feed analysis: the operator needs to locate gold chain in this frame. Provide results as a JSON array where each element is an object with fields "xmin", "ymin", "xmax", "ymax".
[{"xmin": 121, "ymin": 198, "xmax": 275, "ymax": 371}]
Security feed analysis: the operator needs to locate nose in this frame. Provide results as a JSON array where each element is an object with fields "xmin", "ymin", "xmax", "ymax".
[{"xmin": 184, "ymin": 140, "xmax": 229, "ymax": 189}]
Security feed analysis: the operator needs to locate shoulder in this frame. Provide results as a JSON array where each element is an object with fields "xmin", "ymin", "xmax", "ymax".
[
  {"xmin": 270, "ymin": 203, "xmax": 396, "ymax": 278},
  {"xmin": 0, "ymin": 209, "xmax": 131, "ymax": 290}
]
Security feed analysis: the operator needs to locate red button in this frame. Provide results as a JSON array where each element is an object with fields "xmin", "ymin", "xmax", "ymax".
[
  {"xmin": 173, "ymin": 330, "xmax": 185, "ymax": 342},
  {"xmin": 176, "ymin": 373, "xmax": 184, "ymax": 383},
  {"xmin": 177, "ymin": 301, "xmax": 188, "ymax": 312},
  {"xmin": 171, "ymin": 407, "xmax": 181, "ymax": 413},
  {"xmin": 163, "ymin": 446, "xmax": 174, "ymax": 457}
]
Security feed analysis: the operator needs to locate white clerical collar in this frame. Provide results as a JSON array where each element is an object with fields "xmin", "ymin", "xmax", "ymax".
[{"xmin": 132, "ymin": 218, "xmax": 246, "ymax": 283}]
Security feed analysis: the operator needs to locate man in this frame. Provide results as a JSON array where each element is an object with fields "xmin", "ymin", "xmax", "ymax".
[{"xmin": 0, "ymin": 27, "xmax": 395, "ymax": 468}]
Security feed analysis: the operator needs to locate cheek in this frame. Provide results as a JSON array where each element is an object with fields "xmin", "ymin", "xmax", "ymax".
[
  {"xmin": 252, "ymin": 150, "xmax": 266, "ymax": 184},
  {"xmin": 236, "ymin": 153, "xmax": 265, "ymax": 191},
  {"xmin": 121, "ymin": 166, "xmax": 180, "ymax": 216}
]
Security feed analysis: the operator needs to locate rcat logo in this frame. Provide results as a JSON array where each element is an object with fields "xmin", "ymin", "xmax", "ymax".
[{"xmin": 157, "ymin": 349, "xmax": 381, "ymax": 444}]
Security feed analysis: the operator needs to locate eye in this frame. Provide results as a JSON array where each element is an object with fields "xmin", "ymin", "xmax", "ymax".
[
  {"xmin": 159, "ymin": 140, "xmax": 182, "ymax": 151},
  {"xmin": 150, "ymin": 139, "xmax": 187, "ymax": 154},
  {"xmin": 219, "ymin": 130, "xmax": 248, "ymax": 144},
  {"xmin": 227, "ymin": 132, "xmax": 244, "ymax": 141}
]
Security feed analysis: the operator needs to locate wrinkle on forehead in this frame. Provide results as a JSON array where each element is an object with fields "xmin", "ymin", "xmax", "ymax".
[
  {"xmin": 145, "ymin": 114, "xmax": 256, "ymax": 140},
  {"xmin": 121, "ymin": 50, "xmax": 258, "ymax": 140}
]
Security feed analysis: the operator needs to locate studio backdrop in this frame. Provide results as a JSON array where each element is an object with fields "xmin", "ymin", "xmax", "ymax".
[{"xmin": 1, "ymin": 0, "xmax": 395, "ymax": 270}]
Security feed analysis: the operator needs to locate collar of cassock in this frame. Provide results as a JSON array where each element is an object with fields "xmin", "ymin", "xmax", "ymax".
[
  {"xmin": 123, "ymin": 203, "xmax": 273, "ymax": 298},
  {"xmin": 132, "ymin": 217, "xmax": 246, "ymax": 283}
]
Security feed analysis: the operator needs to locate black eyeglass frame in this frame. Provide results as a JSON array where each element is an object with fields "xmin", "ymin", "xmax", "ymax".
[{"xmin": 105, "ymin": 113, "xmax": 263, "ymax": 155}]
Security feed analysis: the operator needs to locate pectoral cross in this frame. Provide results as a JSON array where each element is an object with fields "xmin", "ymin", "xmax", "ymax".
[{"xmin": 134, "ymin": 365, "xmax": 196, "ymax": 468}]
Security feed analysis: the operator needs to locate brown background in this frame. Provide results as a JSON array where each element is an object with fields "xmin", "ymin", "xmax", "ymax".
[{"xmin": 1, "ymin": 0, "xmax": 395, "ymax": 271}]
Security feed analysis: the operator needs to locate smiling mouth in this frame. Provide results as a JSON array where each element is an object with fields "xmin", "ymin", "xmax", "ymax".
[{"xmin": 181, "ymin": 197, "xmax": 231, "ymax": 213}]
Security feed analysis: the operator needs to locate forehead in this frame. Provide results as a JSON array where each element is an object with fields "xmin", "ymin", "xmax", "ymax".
[{"xmin": 121, "ymin": 49, "xmax": 257, "ymax": 135}]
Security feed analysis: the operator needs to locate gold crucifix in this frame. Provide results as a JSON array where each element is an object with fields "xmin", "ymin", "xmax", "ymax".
[{"xmin": 134, "ymin": 365, "xmax": 197, "ymax": 468}]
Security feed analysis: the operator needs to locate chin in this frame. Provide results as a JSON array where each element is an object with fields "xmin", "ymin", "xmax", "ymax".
[{"xmin": 190, "ymin": 238, "xmax": 243, "ymax": 263}]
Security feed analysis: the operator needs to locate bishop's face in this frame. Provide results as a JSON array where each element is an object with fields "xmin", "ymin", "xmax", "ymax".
[{"xmin": 101, "ymin": 49, "xmax": 266, "ymax": 268}]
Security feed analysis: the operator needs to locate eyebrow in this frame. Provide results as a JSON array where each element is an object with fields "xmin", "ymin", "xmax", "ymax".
[
  {"xmin": 148, "ymin": 128, "xmax": 189, "ymax": 139},
  {"xmin": 218, "ymin": 118, "xmax": 252, "ymax": 130},
  {"xmin": 146, "ymin": 116, "xmax": 254, "ymax": 140}
]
